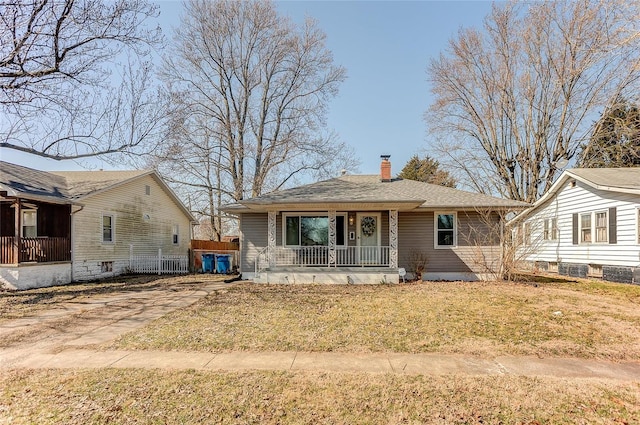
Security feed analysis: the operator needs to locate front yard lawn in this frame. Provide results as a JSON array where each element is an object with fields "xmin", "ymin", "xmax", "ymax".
[
  {"xmin": 2, "ymin": 368, "xmax": 639, "ymax": 424},
  {"xmin": 106, "ymin": 280, "xmax": 640, "ymax": 360}
]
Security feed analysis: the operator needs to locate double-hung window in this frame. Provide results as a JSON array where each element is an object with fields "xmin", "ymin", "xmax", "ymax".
[
  {"xmin": 435, "ymin": 212, "xmax": 456, "ymax": 248},
  {"xmin": 102, "ymin": 215, "xmax": 114, "ymax": 243},
  {"xmin": 595, "ymin": 211, "xmax": 608, "ymax": 243},
  {"xmin": 22, "ymin": 210, "xmax": 37, "ymax": 238},
  {"xmin": 284, "ymin": 214, "xmax": 346, "ymax": 247},
  {"xmin": 172, "ymin": 225, "xmax": 179, "ymax": 245},
  {"xmin": 543, "ymin": 218, "xmax": 558, "ymax": 241},
  {"xmin": 580, "ymin": 211, "xmax": 608, "ymax": 244},
  {"xmin": 580, "ymin": 213, "xmax": 591, "ymax": 243}
]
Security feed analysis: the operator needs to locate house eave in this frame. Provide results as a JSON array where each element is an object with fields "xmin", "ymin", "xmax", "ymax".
[{"xmin": 230, "ymin": 201, "xmax": 426, "ymax": 212}]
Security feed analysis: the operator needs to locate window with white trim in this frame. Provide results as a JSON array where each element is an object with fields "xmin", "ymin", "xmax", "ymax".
[
  {"xmin": 435, "ymin": 212, "xmax": 456, "ymax": 247},
  {"xmin": 637, "ymin": 208, "xmax": 640, "ymax": 244},
  {"xmin": 172, "ymin": 224, "xmax": 179, "ymax": 244},
  {"xmin": 102, "ymin": 215, "xmax": 114, "ymax": 243},
  {"xmin": 595, "ymin": 211, "xmax": 608, "ymax": 243},
  {"xmin": 283, "ymin": 213, "xmax": 346, "ymax": 247},
  {"xmin": 22, "ymin": 210, "xmax": 37, "ymax": 238},
  {"xmin": 543, "ymin": 217, "xmax": 558, "ymax": 241},
  {"xmin": 580, "ymin": 213, "xmax": 591, "ymax": 243}
]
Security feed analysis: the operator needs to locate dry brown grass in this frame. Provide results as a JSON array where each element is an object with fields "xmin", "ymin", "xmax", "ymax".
[
  {"xmin": 107, "ymin": 280, "xmax": 640, "ymax": 360},
  {"xmin": 0, "ymin": 274, "xmax": 225, "ymax": 324},
  {"xmin": 1, "ymin": 368, "xmax": 639, "ymax": 424}
]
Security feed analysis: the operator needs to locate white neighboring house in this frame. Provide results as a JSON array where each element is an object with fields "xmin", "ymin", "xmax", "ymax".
[
  {"xmin": 0, "ymin": 161, "xmax": 195, "ymax": 290},
  {"xmin": 511, "ymin": 168, "xmax": 640, "ymax": 284}
]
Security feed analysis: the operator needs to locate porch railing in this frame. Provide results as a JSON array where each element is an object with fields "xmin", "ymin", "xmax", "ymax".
[
  {"xmin": 256, "ymin": 246, "xmax": 391, "ymax": 275},
  {"xmin": 0, "ymin": 236, "xmax": 71, "ymax": 264}
]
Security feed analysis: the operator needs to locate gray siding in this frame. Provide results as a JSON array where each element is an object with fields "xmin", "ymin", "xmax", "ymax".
[
  {"xmin": 398, "ymin": 211, "xmax": 501, "ymax": 274},
  {"xmin": 240, "ymin": 213, "xmax": 268, "ymax": 273}
]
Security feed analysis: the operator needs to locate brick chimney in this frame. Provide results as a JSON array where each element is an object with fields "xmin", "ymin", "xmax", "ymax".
[{"xmin": 380, "ymin": 155, "xmax": 391, "ymax": 182}]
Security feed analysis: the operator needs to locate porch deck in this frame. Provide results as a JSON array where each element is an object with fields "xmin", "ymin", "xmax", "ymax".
[
  {"xmin": 0, "ymin": 236, "xmax": 71, "ymax": 264},
  {"xmin": 254, "ymin": 246, "xmax": 399, "ymax": 284}
]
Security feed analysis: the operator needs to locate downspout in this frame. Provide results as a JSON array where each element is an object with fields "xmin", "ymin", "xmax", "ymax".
[{"xmin": 70, "ymin": 204, "xmax": 85, "ymax": 282}]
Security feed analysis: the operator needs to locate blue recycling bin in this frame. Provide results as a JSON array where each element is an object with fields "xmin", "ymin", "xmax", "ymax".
[
  {"xmin": 202, "ymin": 253, "xmax": 215, "ymax": 273},
  {"xmin": 215, "ymin": 254, "xmax": 231, "ymax": 274}
]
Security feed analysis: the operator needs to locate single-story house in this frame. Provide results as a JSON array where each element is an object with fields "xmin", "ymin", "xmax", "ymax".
[
  {"xmin": 0, "ymin": 161, "xmax": 195, "ymax": 290},
  {"xmin": 222, "ymin": 156, "xmax": 528, "ymax": 284},
  {"xmin": 510, "ymin": 167, "xmax": 640, "ymax": 284}
]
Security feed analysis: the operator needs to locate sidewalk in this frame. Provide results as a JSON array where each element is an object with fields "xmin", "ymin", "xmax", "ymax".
[{"xmin": 2, "ymin": 347, "xmax": 640, "ymax": 381}]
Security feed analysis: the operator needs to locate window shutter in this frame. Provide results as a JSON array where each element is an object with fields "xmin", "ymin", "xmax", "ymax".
[
  {"xmin": 609, "ymin": 207, "xmax": 617, "ymax": 244},
  {"xmin": 572, "ymin": 213, "xmax": 578, "ymax": 245}
]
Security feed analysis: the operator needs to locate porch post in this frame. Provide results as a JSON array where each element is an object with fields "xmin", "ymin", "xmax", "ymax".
[
  {"xmin": 328, "ymin": 210, "xmax": 336, "ymax": 267},
  {"xmin": 268, "ymin": 210, "xmax": 276, "ymax": 267},
  {"xmin": 13, "ymin": 199, "xmax": 20, "ymax": 264},
  {"xmin": 389, "ymin": 210, "xmax": 398, "ymax": 268}
]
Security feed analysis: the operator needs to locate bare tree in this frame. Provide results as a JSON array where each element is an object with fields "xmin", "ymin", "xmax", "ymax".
[
  {"xmin": 0, "ymin": 0, "xmax": 165, "ymax": 160},
  {"xmin": 427, "ymin": 1, "xmax": 640, "ymax": 203},
  {"xmin": 156, "ymin": 0, "xmax": 354, "ymax": 238}
]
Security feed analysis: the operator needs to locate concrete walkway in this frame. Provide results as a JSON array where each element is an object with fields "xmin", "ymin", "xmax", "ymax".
[
  {"xmin": 2, "ymin": 347, "xmax": 640, "ymax": 381},
  {"xmin": 1, "ymin": 279, "xmax": 639, "ymax": 381}
]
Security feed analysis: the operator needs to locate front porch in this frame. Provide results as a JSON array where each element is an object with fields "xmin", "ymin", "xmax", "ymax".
[
  {"xmin": 253, "ymin": 209, "xmax": 400, "ymax": 284},
  {"xmin": 0, "ymin": 198, "xmax": 71, "ymax": 265}
]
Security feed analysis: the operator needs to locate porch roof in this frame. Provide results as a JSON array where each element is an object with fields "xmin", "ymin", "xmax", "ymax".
[{"xmin": 222, "ymin": 175, "xmax": 529, "ymax": 212}]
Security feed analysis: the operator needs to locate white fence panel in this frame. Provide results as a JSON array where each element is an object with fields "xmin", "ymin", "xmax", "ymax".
[{"xmin": 129, "ymin": 247, "xmax": 189, "ymax": 275}]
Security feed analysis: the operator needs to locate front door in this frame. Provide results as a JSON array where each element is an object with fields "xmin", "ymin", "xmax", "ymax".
[{"xmin": 357, "ymin": 213, "xmax": 381, "ymax": 264}]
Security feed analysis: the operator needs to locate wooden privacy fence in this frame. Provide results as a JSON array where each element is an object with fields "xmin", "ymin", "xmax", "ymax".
[
  {"xmin": 191, "ymin": 240, "xmax": 239, "ymax": 251},
  {"xmin": 129, "ymin": 247, "xmax": 189, "ymax": 275},
  {"xmin": 191, "ymin": 239, "xmax": 240, "ymax": 273}
]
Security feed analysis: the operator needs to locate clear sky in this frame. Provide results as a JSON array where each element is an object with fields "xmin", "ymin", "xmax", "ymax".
[{"xmin": 0, "ymin": 0, "xmax": 494, "ymax": 175}]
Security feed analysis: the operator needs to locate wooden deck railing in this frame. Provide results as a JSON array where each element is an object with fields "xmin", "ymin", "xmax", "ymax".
[{"xmin": 0, "ymin": 237, "xmax": 71, "ymax": 264}]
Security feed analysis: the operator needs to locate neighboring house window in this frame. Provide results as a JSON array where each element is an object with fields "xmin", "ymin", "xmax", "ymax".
[
  {"xmin": 21, "ymin": 210, "xmax": 37, "ymax": 238},
  {"xmin": 435, "ymin": 213, "xmax": 456, "ymax": 247},
  {"xmin": 145, "ymin": 185, "xmax": 151, "ymax": 195},
  {"xmin": 543, "ymin": 218, "xmax": 558, "ymax": 241},
  {"xmin": 172, "ymin": 225, "xmax": 179, "ymax": 244},
  {"xmin": 283, "ymin": 213, "xmax": 346, "ymax": 247},
  {"xmin": 523, "ymin": 222, "xmax": 532, "ymax": 246},
  {"xmin": 580, "ymin": 213, "xmax": 591, "ymax": 243},
  {"xmin": 595, "ymin": 211, "xmax": 608, "ymax": 243},
  {"xmin": 102, "ymin": 215, "xmax": 114, "ymax": 243}
]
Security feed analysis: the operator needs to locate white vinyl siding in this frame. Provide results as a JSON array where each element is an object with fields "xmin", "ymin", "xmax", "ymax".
[
  {"xmin": 519, "ymin": 179, "xmax": 640, "ymax": 267},
  {"xmin": 72, "ymin": 175, "xmax": 192, "ymax": 280}
]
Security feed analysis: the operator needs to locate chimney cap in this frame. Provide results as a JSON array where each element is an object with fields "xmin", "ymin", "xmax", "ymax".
[{"xmin": 380, "ymin": 154, "xmax": 391, "ymax": 160}]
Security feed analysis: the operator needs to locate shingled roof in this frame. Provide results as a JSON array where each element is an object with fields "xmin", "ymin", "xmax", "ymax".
[
  {"xmin": 568, "ymin": 167, "xmax": 640, "ymax": 192},
  {"xmin": 226, "ymin": 174, "xmax": 528, "ymax": 211},
  {"xmin": 0, "ymin": 161, "xmax": 150, "ymax": 203}
]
